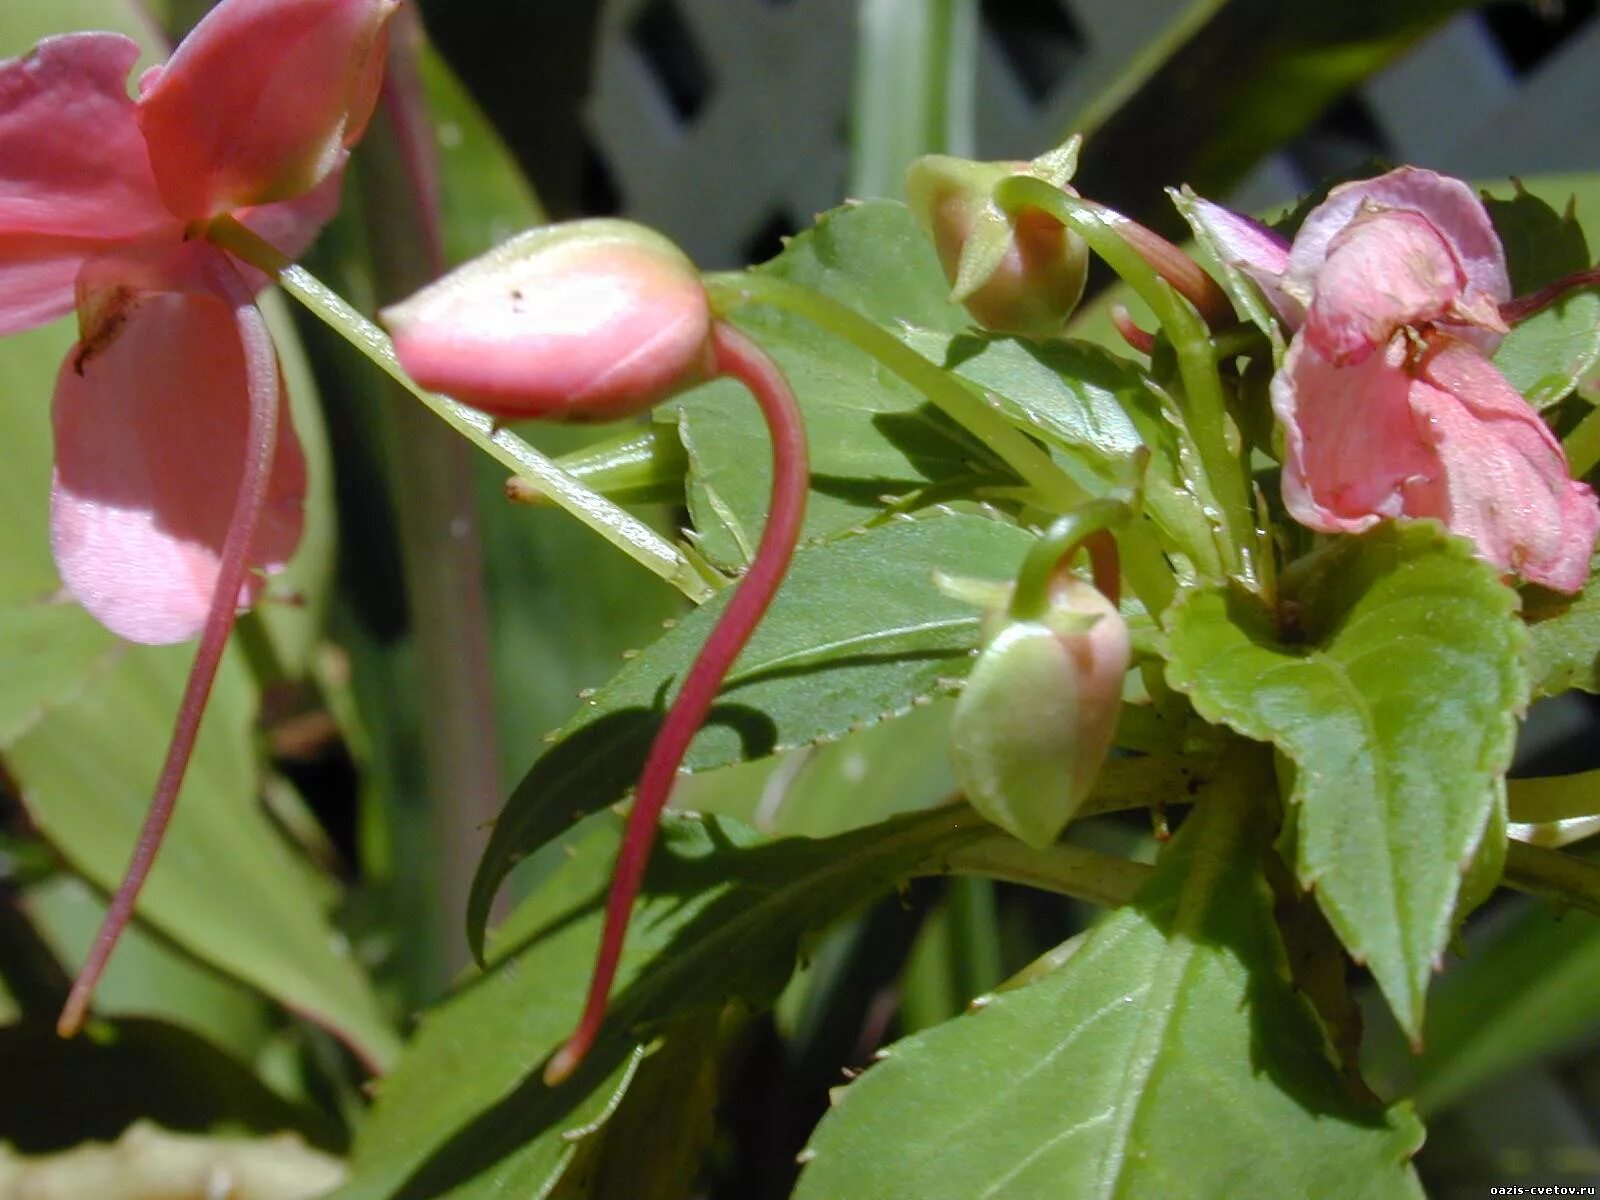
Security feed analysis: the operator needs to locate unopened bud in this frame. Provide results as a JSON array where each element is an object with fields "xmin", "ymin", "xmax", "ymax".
[
  {"xmin": 906, "ymin": 142, "xmax": 1089, "ymax": 338},
  {"xmin": 949, "ymin": 578, "xmax": 1128, "ymax": 849},
  {"xmin": 380, "ymin": 219, "xmax": 715, "ymax": 422}
]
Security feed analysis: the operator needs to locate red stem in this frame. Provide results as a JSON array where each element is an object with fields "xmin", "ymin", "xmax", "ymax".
[
  {"xmin": 57, "ymin": 259, "xmax": 281, "ymax": 1037},
  {"xmin": 544, "ymin": 322, "xmax": 809, "ymax": 1085},
  {"xmin": 1500, "ymin": 265, "xmax": 1600, "ymax": 325}
]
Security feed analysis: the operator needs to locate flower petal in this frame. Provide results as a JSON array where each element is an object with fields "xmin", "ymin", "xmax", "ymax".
[
  {"xmin": 1408, "ymin": 337, "xmax": 1598, "ymax": 593},
  {"xmin": 1286, "ymin": 167, "xmax": 1509, "ymax": 318},
  {"xmin": 1303, "ymin": 207, "xmax": 1467, "ymax": 365},
  {"xmin": 0, "ymin": 33, "xmax": 177, "ymax": 332},
  {"xmin": 51, "ymin": 244, "xmax": 305, "ymax": 644},
  {"xmin": 1184, "ymin": 196, "xmax": 1301, "ymax": 324},
  {"xmin": 1273, "ymin": 333, "xmax": 1436, "ymax": 533},
  {"xmin": 137, "ymin": 0, "xmax": 397, "ymax": 219}
]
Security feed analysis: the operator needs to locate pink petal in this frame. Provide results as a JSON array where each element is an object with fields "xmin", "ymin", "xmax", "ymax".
[
  {"xmin": 137, "ymin": 0, "xmax": 397, "ymax": 220},
  {"xmin": 0, "ymin": 34, "xmax": 177, "ymax": 333},
  {"xmin": 1408, "ymin": 338, "xmax": 1598, "ymax": 593},
  {"xmin": 382, "ymin": 222, "xmax": 716, "ymax": 422},
  {"xmin": 1273, "ymin": 333, "xmax": 1437, "ymax": 533},
  {"xmin": 51, "ymin": 244, "xmax": 305, "ymax": 644},
  {"xmin": 1185, "ymin": 196, "xmax": 1302, "ymax": 324},
  {"xmin": 1286, "ymin": 167, "xmax": 1509, "ymax": 321},
  {"xmin": 1303, "ymin": 208, "xmax": 1467, "ymax": 365}
]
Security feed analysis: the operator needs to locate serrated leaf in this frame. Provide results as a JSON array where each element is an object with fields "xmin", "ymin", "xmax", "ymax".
[
  {"xmin": 335, "ymin": 807, "xmax": 991, "ymax": 1200},
  {"xmin": 1485, "ymin": 178, "xmax": 1599, "ymax": 410},
  {"xmin": 469, "ymin": 513, "xmax": 1033, "ymax": 953},
  {"xmin": 795, "ymin": 754, "xmax": 1424, "ymax": 1200},
  {"xmin": 895, "ymin": 327, "xmax": 1214, "ymax": 558},
  {"xmin": 676, "ymin": 200, "xmax": 991, "ymax": 568},
  {"xmin": 1163, "ymin": 524, "xmax": 1527, "ymax": 1037},
  {"xmin": 1484, "ymin": 183, "xmax": 1592, "ymax": 296}
]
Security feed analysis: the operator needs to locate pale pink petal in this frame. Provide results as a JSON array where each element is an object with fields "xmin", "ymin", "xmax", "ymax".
[
  {"xmin": 1286, "ymin": 167, "xmax": 1509, "ymax": 316},
  {"xmin": 1407, "ymin": 338, "xmax": 1598, "ymax": 593},
  {"xmin": 1184, "ymin": 196, "xmax": 1302, "ymax": 324},
  {"xmin": 51, "ymin": 245, "xmax": 305, "ymax": 644},
  {"xmin": 0, "ymin": 34, "xmax": 177, "ymax": 332},
  {"xmin": 1273, "ymin": 333, "xmax": 1436, "ymax": 533},
  {"xmin": 1303, "ymin": 208, "xmax": 1466, "ymax": 365},
  {"xmin": 137, "ymin": 0, "xmax": 397, "ymax": 219}
]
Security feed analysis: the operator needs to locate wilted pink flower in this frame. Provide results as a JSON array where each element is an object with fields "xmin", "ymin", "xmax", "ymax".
[
  {"xmin": 0, "ymin": 0, "xmax": 397, "ymax": 1036},
  {"xmin": 2, "ymin": 0, "xmax": 395, "ymax": 641},
  {"xmin": 1191, "ymin": 168, "xmax": 1597, "ymax": 592}
]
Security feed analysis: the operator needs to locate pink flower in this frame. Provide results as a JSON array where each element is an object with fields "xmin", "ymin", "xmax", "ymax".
[
  {"xmin": 0, "ymin": 0, "xmax": 397, "ymax": 1036},
  {"xmin": 1191, "ymin": 168, "xmax": 1597, "ymax": 592},
  {"xmin": 2, "ymin": 0, "xmax": 395, "ymax": 641}
]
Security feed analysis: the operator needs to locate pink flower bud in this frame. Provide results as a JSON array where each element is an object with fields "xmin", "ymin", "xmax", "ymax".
[
  {"xmin": 905, "ymin": 154, "xmax": 1089, "ymax": 338},
  {"xmin": 380, "ymin": 220, "xmax": 716, "ymax": 422},
  {"xmin": 949, "ymin": 579, "xmax": 1129, "ymax": 849}
]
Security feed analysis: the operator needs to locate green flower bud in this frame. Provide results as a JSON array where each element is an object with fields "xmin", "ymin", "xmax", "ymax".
[
  {"xmin": 905, "ymin": 139, "xmax": 1089, "ymax": 338},
  {"xmin": 949, "ymin": 578, "xmax": 1129, "ymax": 849}
]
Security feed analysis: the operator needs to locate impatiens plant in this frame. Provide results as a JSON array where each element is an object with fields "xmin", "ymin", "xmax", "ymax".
[
  {"xmin": 6, "ymin": 3, "xmax": 1600, "ymax": 1198},
  {"xmin": 0, "ymin": 0, "xmax": 397, "ymax": 1036}
]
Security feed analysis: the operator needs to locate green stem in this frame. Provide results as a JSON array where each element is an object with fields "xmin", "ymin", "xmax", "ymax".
[
  {"xmin": 1508, "ymin": 768, "xmax": 1600, "ymax": 825},
  {"xmin": 205, "ymin": 216, "xmax": 709, "ymax": 602},
  {"xmin": 994, "ymin": 177, "xmax": 1257, "ymax": 588},
  {"xmin": 1010, "ymin": 499, "xmax": 1129, "ymax": 617},
  {"xmin": 944, "ymin": 836, "xmax": 1151, "ymax": 907},
  {"xmin": 1503, "ymin": 839, "xmax": 1600, "ymax": 918},
  {"xmin": 702, "ymin": 271, "xmax": 1176, "ymax": 616},
  {"xmin": 1564, "ymin": 404, "xmax": 1600, "ymax": 479}
]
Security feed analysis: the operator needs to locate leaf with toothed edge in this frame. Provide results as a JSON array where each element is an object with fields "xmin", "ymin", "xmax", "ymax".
[
  {"xmin": 467, "ymin": 512, "xmax": 1034, "ymax": 959},
  {"xmin": 793, "ymin": 751, "xmax": 1424, "ymax": 1200},
  {"xmin": 335, "ymin": 806, "xmax": 995, "ymax": 1200},
  {"xmin": 674, "ymin": 200, "xmax": 1000, "ymax": 570},
  {"xmin": 1163, "ymin": 523, "xmax": 1526, "ymax": 1040}
]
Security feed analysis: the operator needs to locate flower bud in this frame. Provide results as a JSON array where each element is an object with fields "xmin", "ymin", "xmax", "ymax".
[
  {"xmin": 905, "ymin": 144, "xmax": 1089, "ymax": 338},
  {"xmin": 381, "ymin": 219, "xmax": 715, "ymax": 423},
  {"xmin": 949, "ymin": 578, "xmax": 1129, "ymax": 849}
]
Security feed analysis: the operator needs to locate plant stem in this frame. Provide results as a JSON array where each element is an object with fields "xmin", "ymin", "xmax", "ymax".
[
  {"xmin": 1010, "ymin": 499, "xmax": 1129, "ymax": 617},
  {"xmin": 546, "ymin": 323, "xmax": 810, "ymax": 1085},
  {"xmin": 702, "ymin": 272, "xmax": 1177, "ymax": 617},
  {"xmin": 995, "ymin": 177, "xmax": 1258, "ymax": 588},
  {"xmin": 360, "ymin": 20, "xmax": 509, "ymax": 980},
  {"xmin": 945, "ymin": 836, "xmax": 1151, "ymax": 907},
  {"xmin": 702, "ymin": 272, "xmax": 1083, "ymax": 512},
  {"xmin": 58, "ymin": 258, "xmax": 280, "ymax": 1037},
  {"xmin": 204, "ymin": 216, "xmax": 709, "ymax": 602},
  {"xmin": 1503, "ymin": 838, "xmax": 1600, "ymax": 917}
]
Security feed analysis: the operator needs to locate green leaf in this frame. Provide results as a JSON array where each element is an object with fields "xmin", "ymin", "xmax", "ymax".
[
  {"xmin": 0, "ymin": 0, "xmax": 166, "ymax": 60},
  {"xmin": 1522, "ymin": 556, "xmax": 1600, "ymax": 698},
  {"xmin": 1487, "ymin": 177, "xmax": 1599, "ymax": 410},
  {"xmin": 1164, "ymin": 523, "xmax": 1527, "ymax": 1037},
  {"xmin": 0, "ymin": 313, "xmax": 394, "ymax": 1064},
  {"xmin": 335, "ymin": 807, "xmax": 991, "ymax": 1200},
  {"xmin": 896, "ymin": 327, "xmax": 1213, "ymax": 560},
  {"xmin": 470, "ymin": 513, "xmax": 1033, "ymax": 954},
  {"xmin": 21, "ymin": 876, "xmax": 274, "ymax": 1063},
  {"xmin": 795, "ymin": 754, "xmax": 1424, "ymax": 1200},
  {"xmin": 677, "ymin": 200, "xmax": 985, "ymax": 567},
  {"xmin": 1484, "ymin": 181, "xmax": 1592, "ymax": 296}
]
